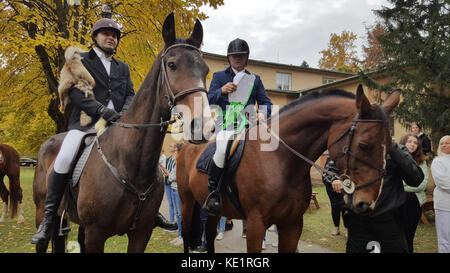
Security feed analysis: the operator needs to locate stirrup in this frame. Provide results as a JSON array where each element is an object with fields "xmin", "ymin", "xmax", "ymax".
[
  {"xmin": 203, "ymin": 191, "xmax": 222, "ymax": 216},
  {"xmin": 58, "ymin": 209, "xmax": 71, "ymax": 236}
]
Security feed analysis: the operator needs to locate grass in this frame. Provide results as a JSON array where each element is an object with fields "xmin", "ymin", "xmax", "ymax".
[
  {"xmin": 299, "ymin": 184, "xmax": 438, "ymax": 253},
  {"xmin": 0, "ymin": 167, "xmax": 184, "ymax": 253},
  {"xmin": 0, "ymin": 168, "xmax": 439, "ymax": 253}
]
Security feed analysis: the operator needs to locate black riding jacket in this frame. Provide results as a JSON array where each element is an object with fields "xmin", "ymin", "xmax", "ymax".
[
  {"xmin": 325, "ymin": 142, "xmax": 424, "ymax": 217},
  {"xmin": 68, "ymin": 49, "xmax": 135, "ymax": 131}
]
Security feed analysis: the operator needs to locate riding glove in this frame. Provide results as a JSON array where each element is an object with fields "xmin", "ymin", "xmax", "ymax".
[{"xmin": 97, "ymin": 105, "xmax": 121, "ymax": 123}]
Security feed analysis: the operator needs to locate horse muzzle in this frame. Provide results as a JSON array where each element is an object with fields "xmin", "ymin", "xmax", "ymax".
[{"xmin": 188, "ymin": 117, "xmax": 215, "ymax": 144}]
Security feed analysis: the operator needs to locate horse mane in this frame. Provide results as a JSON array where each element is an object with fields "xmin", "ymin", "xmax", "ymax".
[{"xmin": 275, "ymin": 89, "xmax": 356, "ymax": 118}]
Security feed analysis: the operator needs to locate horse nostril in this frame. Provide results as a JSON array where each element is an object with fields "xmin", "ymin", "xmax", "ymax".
[{"xmin": 356, "ymin": 202, "xmax": 371, "ymax": 213}]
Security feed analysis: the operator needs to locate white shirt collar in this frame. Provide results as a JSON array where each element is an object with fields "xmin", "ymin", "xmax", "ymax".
[
  {"xmin": 93, "ymin": 47, "xmax": 112, "ymax": 62},
  {"xmin": 231, "ymin": 67, "xmax": 245, "ymax": 75}
]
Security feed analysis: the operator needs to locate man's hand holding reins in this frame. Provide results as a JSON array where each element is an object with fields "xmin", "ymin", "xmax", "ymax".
[{"xmin": 97, "ymin": 105, "xmax": 121, "ymax": 123}]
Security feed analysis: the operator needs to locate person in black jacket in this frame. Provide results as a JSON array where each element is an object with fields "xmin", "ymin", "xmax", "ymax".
[
  {"xmin": 411, "ymin": 123, "xmax": 432, "ymax": 155},
  {"xmin": 328, "ymin": 142, "xmax": 424, "ymax": 253},
  {"xmin": 322, "ymin": 158, "xmax": 348, "ymax": 236},
  {"xmin": 31, "ymin": 18, "xmax": 175, "ymax": 245}
]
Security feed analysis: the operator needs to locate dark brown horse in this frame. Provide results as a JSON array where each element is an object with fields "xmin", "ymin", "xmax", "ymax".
[
  {"xmin": 32, "ymin": 13, "xmax": 213, "ymax": 253},
  {"xmin": 0, "ymin": 143, "xmax": 24, "ymax": 224},
  {"xmin": 176, "ymin": 85, "xmax": 400, "ymax": 253}
]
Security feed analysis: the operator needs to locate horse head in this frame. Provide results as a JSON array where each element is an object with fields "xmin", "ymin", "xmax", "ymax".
[
  {"xmin": 327, "ymin": 85, "xmax": 400, "ymax": 215},
  {"xmin": 159, "ymin": 13, "xmax": 214, "ymax": 144}
]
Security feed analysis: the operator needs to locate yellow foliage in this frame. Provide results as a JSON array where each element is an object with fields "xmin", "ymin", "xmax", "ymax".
[
  {"xmin": 0, "ymin": 0, "xmax": 224, "ymax": 155},
  {"xmin": 318, "ymin": 30, "xmax": 359, "ymax": 73}
]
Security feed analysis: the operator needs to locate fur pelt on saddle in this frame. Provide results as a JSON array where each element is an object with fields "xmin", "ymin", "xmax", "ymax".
[{"xmin": 58, "ymin": 46, "xmax": 96, "ymax": 127}]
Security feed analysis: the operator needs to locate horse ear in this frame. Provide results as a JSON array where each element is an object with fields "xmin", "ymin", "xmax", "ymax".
[
  {"xmin": 381, "ymin": 89, "xmax": 401, "ymax": 114},
  {"xmin": 189, "ymin": 19, "xmax": 203, "ymax": 48},
  {"xmin": 355, "ymin": 84, "xmax": 371, "ymax": 117},
  {"xmin": 162, "ymin": 13, "xmax": 176, "ymax": 45}
]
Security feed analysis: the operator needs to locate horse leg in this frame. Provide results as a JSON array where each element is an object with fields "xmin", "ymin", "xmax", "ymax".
[
  {"xmin": 16, "ymin": 202, "xmax": 25, "ymax": 224},
  {"xmin": 51, "ymin": 215, "xmax": 67, "ymax": 253},
  {"xmin": 245, "ymin": 215, "xmax": 266, "ymax": 253},
  {"xmin": 0, "ymin": 175, "xmax": 8, "ymax": 223},
  {"xmin": 78, "ymin": 226, "xmax": 86, "ymax": 253},
  {"xmin": 181, "ymin": 197, "xmax": 197, "ymax": 253},
  {"xmin": 205, "ymin": 215, "xmax": 220, "ymax": 253},
  {"xmin": 277, "ymin": 217, "xmax": 303, "ymax": 253},
  {"xmin": 126, "ymin": 224, "xmax": 154, "ymax": 253},
  {"xmin": 83, "ymin": 227, "xmax": 107, "ymax": 253}
]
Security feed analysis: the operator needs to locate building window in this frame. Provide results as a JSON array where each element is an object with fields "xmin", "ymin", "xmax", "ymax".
[
  {"xmin": 276, "ymin": 72, "xmax": 291, "ymax": 90},
  {"xmin": 322, "ymin": 77, "xmax": 336, "ymax": 84}
]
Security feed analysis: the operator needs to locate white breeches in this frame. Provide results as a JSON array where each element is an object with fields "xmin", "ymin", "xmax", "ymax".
[
  {"xmin": 53, "ymin": 130, "xmax": 88, "ymax": 174},
  {"xmin": 212, "ymin": 130, "xmax": 235, "ymax": 168}
]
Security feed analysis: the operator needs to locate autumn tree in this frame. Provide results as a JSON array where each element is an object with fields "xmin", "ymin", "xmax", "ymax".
[
  {"xmin": 318, "ymin": 30, "xmax": 359, "ymax": 73},
  {"xmin": 361, "ymin": 0, "xmax": 450, "ymax": 151},
  {"xmin": 362, "ymin": 22, "xmax": 388, "ymax": 71},
  {"xmin": 0, "ymin": 0, "xmax": 223, "ymax": 154}
]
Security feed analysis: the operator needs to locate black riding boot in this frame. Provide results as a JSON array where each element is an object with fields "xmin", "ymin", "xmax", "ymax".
[
  {"xmin": 154, "ymin": 212, "xmax": 177, "ymax": 231},
  {"xmin": 31, "ymin": 170, "xmax": 69, "ymax": 245},
  {"xmin": 203, "ymin": 160, "xmax": 224, "ymax": 216}
]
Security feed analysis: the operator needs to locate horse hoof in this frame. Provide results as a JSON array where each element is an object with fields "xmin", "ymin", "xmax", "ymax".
[{"xmin": 17, "ymin": 216, "xmax": 25, "ymax": 224}]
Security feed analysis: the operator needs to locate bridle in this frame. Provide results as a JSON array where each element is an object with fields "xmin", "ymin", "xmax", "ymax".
[
  {"xmin": 327, "ymin": 111, "xmax": 387, "ymax": 195},
  {"xmin": 111, "ymin": 42, "xmax": 208, "ymax": 131},
  {"xmin": 94, "ymin": 42, "xmax": 208, "ymax": 231},
  {"xmin": 262, "ymin": 109, "xmax": 388, "ymax": 196}
]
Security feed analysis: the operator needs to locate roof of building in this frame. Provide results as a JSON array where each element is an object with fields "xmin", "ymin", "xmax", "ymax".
[{"xmin": 202, "ymin": 52, "xmax": 355, "ymax": 77}]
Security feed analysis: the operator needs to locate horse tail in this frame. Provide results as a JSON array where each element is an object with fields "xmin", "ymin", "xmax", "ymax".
[{"xmin": 8, "ymin": 177, "xmax": 22, "ymax": 218}]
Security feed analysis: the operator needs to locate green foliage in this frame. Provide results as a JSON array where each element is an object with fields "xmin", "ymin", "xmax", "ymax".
[{"xmin": 361, "ymin": 0, "xmax": 450, "ymax": 151}]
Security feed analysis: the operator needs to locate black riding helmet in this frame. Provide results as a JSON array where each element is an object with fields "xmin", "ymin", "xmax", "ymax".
[
  {"xmin": 227, "ymin": 38, "xmax": 250, "ymax": 56},
  {"xmin": 227, "ymin": 38, "xmax": 250, "ymax": 65},
  {"xmin": 91, "ymin": 18, "xmax": 121, "ymax": 53}
]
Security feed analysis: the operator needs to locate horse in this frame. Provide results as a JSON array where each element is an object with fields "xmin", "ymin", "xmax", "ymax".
[
  {"xmin": 0, "ymin": 143, "xmax": 25, "ymax": 224},
  {"xmin": 176, "ymin": 85, "xmax": 401, "ymax": 253},
  {"xmin": 32, "ymin": 13, "xmax": 214, "ymax": 253}
]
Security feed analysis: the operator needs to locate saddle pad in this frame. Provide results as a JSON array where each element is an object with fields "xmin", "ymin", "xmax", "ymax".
[
  {"xmin": 70, "ymin": 136, "xmax": 95, "ymax": 188},
  {"xmin": 196, "ymin": 138, "xmax": 245, "ymax": 177}
]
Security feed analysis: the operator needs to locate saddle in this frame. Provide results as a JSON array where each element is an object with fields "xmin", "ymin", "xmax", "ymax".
[
  {"xmin": 69, "ymin": 133, "xmax": 97, "ymax": 188},
  {"xmin": 196, "ymin": 130, "xmax": 247, "ymax": 217}
]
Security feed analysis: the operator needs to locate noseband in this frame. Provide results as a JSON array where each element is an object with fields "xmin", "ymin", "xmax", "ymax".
[{"xmin": 327, "ymin": 112, "xmax": 387, "ymax": 194}]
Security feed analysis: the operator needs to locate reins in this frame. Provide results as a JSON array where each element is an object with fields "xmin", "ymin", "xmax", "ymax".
[
  {"xmin": 261, "ymin": 112, "xmax": 387, "ymax": 195},
  {"xmin": 95, "ymin": 42, "xmax": 206, "ymax": 231}
]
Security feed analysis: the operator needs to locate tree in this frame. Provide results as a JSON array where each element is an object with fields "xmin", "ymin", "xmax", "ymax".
[
  {"xmin": 362, "ymin": 22, "xmax": 389, "ymax": 71},
  {"xmin": 300, "ymin": 60, "xmax": 309, "ymax": 68},
  {"xmin": 362, "ymin": 0, "xmax": 450, "ymax": 151},
  {"xmin": 318, "ymin": 30, "xmax": 359, "ymax": 73},
  {"xmin": 0, "ymin": 0, "xmax": 223, "ymax": 153}
]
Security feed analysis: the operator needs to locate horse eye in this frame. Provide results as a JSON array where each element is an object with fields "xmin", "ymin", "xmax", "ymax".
[
  {"xmin": 167, "ymin": 62, "xmax": 177, "ymax": 71},
  {"xmin": 358, "ymin": 143, "xmax": 369, "ymax": 151}
]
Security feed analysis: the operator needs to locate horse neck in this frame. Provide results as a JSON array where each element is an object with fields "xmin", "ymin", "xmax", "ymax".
[
  {"xmin": 271, "ymin": 98, "xmax": 354, "ymax": 164},
  {"xmin": 100, "ymin": 62, "xmax": 170, "ymax": 185}
]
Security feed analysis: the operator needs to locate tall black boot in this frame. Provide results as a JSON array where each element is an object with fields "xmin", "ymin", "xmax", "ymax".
[
  {"xmin": 154, "ymin": 212, "xmax": 177, "ymax": 231},
  {"xmin": 31, "ymin": 170, "xmax": 69, "ymax": 245},
  {"xmin": 203, "ymin": 160, "xmax": 224, "ymax": 216}
]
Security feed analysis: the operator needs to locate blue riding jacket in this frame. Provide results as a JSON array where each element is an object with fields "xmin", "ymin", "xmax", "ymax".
[{"xmin": 207, "ymin": 67, "xmax": 272, "ymax": 128}]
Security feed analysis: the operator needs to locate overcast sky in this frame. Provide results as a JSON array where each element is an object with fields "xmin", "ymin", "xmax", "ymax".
[{"xmin": 199, "ymin": 0, "xmax": 391, "ymax": 68}]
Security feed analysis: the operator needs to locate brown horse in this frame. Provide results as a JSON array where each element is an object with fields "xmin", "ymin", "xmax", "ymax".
[
  {"xmin": 0, "ymin": 144, "xmax": 24, "ymax": 224},
  {"xmin": 32, "ymin": 13, "xmax": 213, "ymax": 253},
  {"xmin": 176, "ymin": 85, "xmax": 400, "ymax": 253}
]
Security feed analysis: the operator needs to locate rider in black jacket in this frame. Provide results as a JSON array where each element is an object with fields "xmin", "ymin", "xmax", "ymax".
[{"xmin": 327, "ymin": 142, "xmax": 424, "ymax": 253}]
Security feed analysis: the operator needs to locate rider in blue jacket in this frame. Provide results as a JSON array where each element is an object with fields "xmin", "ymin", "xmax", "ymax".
[{"xmin": 204, "ymin": 38, "xmax": 272, "ymax": 215}]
